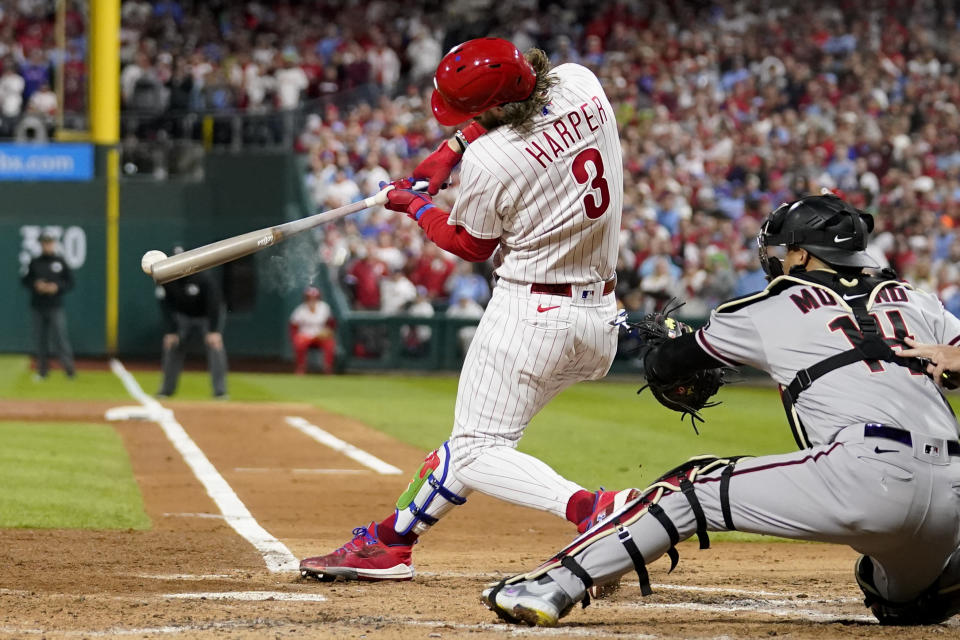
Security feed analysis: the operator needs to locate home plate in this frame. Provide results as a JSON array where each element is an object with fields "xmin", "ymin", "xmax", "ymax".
[{"xmin": 165, "ymin": 591, "xmax": 327, "ymax": 602}]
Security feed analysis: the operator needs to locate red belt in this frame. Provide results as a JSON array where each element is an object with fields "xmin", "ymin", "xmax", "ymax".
[{"xmin": 530, "ymin": 276, "xmax": 616, "ymax": 297}]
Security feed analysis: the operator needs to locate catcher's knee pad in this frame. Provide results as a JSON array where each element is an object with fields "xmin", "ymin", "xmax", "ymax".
[
  {"xmin": 394, "ymin": 441, "xmax": 469, "ymax": 536},
  {"xmin": 500, "ymin": 455, "xmax": 747, "ymax": 606},
  {"xmin": 856, "ymin": 554, "xmax": 960, "ymax": 625}
]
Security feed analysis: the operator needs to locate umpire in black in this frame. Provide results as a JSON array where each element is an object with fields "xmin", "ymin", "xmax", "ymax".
[
  {"xmin": 21, "ymin": 231, "xmax": 76, "ymax": 379},
  {"xmin": 156, "ymin": 250, "xmax": 228, "ymax": 398}
]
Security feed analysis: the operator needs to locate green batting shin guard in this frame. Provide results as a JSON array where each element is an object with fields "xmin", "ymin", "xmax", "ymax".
[{"xmin": 394, "ymin": 441, "xmax": 470, "ymax": 536}]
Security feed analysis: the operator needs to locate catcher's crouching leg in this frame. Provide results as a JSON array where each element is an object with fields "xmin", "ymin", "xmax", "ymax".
[
  {"xmin": 482, "ymin": 455, "xmax": 747, "ymax": 625},
  {"xmin": 394, "ymin": 441, "xmax": 471, "ymax": 535},
  {"xmin": 856, "ymin": 553, "xmax": 960, "ymax": 625}
]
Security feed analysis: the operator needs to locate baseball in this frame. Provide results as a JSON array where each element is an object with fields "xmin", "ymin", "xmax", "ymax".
[{"xmin": 141, "ymin": 250, "xmax": 167, "ymax": 275}]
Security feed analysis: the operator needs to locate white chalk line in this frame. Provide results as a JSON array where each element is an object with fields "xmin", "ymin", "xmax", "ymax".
[
  {"xmin": 0, "ymin": 620, "xmax": 261, "ymax": 637},
  {"xmin": 0, "ymin": 619, "xmax": 635, "ymax": 639},
  {"xmin": 398, "ymin": 619, "xmax": 650, "ymax": 637},
  {"xmin": 108, "ymin": 359, "xmax": 298, "ymax": 573},
  {"xmin": 128, "ymin": 573, "xmax": 235, "ymax": 581},
  {"xmin": 615, "ymin": 600, "xmax": 875, "ymax": 623},
  {"xmin": 164, "ymin": 591, "xmax": 327, "ymax": 602},
  {"xmin": 162, "ymin": 512, "xmax": 225, "ymax": 520},
  {"xmin": 284, "ymin": 415, "xmax": 403, "ymax": 474},
  {"xmin": 416, "ymin": 571, "xmax": 860, "ymax": 602},
  {"xmin": 233, "ymin": 466, "xmax": 371, "ymax": 474}
]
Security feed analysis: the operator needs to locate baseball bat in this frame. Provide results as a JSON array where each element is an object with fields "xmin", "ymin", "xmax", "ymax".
[{"xmin": 145, "ymin": 184, "xmax": 402, "ymax": 284}]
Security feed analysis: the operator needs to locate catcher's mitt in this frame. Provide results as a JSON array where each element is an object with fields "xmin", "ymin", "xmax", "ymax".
[{"xmin": 630, "ymin": 299, "xmax": 727, "ymax": 432}]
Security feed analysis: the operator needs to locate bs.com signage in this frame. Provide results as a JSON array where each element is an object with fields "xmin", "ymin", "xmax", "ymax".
[{"xmin": 0, "ymin": 143, "xmax": 93, "ymax": 181}]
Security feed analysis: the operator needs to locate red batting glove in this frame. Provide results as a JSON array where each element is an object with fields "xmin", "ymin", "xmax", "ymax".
[
  {"xmin": 412, "ymin": 121, "xmax": 488, "ymax": 195},
  {"xmin": 412, "ymin": 143, "xmax": 459, "ymax": 195},
  {"xmin": 381, "ymin": 180, "xmax": 436, "ymax": 221}
]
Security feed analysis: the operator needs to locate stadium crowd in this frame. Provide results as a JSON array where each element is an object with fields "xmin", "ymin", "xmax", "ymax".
[
  {"xmin": 300, "ymin": 0, "xmax": 960, "ymax": 321},
  {"xmin": 3, "ymin": 0, "xmax": 960, "ymax": 320}
]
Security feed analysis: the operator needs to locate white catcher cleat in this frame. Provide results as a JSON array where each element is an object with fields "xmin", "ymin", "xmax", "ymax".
[{"xmin": 481, "ymin": 576, "xmax": 575, "ymax": 627}]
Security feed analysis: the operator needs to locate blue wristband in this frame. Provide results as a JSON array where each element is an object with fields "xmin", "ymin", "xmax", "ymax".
[{"xmin": 414, "ymin": 203, "xmax": 435, "ymax": 221}]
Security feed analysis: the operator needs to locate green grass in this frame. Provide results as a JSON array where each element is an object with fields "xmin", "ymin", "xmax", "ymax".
[
  {"xmin": 0, "ymin": 355, "xmax": 129, "ymax": 400},
  {"xmin": 0, "ymin": 421, "xmax": 150, "ymax": 529}
]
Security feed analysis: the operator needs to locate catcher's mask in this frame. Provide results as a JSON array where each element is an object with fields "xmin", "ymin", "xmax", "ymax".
[{"xmin": 757, "ymin": 193, "xmax": 878, "ymax": 279}]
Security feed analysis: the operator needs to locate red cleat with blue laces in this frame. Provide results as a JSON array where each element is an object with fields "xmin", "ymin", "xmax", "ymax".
[
  {"xmin": 300, "ymin": 521, "xmax": 414, "ymax": 582},
  {"xmin": 577, "ymin": 488, "xmax": 641, "ymax": 534}
]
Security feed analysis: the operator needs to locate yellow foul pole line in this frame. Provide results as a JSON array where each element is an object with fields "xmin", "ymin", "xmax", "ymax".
[{"xmin": 90, "ymin": 0, "xmax": 120, "ymax": 353}]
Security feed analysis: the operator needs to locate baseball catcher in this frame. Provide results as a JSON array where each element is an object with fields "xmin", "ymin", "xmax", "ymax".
[{"xmin": 482, "ymin": 193, "xmax": 960, "ymax": 627}]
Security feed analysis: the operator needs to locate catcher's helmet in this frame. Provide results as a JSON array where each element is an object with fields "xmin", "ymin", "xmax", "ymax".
[
  {"xmin": 757, "ymin": 193, "xmax": 879, "ymax": 278},
  {"xmin": 431, "ymin": 38, "xmax": 537, "ymax": 126}
]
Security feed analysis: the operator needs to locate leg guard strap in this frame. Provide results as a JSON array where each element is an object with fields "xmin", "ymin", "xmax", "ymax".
[
  {"xmin": 647, "ymin": 503, "xmax": 680, "ymax": 572},
  {"xmin": 720, "ymin": 463, "xmax": 736, "ymax": 531},
  {"xmin": 616, "ymin": 523, "xmax": 653, "ymax": 596},
  {"xmin": 428, "ymin": 472, "xmax": 467, "ymax": 506},
  {"xmin": 560, "ymin": 555, "xmax": 593, "ymax": 608},
  {"xmin": 679, "ymin": 477, "xmax": 709, "ymax": 549}
]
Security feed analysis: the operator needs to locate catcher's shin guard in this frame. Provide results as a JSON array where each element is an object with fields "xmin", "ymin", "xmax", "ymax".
[
  {"xmin": 856, "ymin": 554, "xmax": 960, "ymax": 625},
  {"xmin": 490, "ymin": 455, "xmax": 747, "ymax": 607},
  {"xmin": 394, "ymin": 441, "xmax": 470, "ymax": 535}
]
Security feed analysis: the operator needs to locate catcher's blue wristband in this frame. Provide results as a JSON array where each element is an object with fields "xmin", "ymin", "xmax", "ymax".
[{"xmin": 414, "ymin": 203, "xmax": 435, "ymax": 221}]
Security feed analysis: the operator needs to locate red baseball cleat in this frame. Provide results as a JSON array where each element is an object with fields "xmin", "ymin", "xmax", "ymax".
[
  {"xmin": 300, "ymin": 522, "xmax": 414, "ymax": 582},
  {"xmin": 577, "ymin": 488, "xmax": 641, "ymax": 534}
]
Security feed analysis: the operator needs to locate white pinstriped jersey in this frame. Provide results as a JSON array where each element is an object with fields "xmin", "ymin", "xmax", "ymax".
[
  {"xmin": 696, "ymin": 273, "xmax": 960, "ymax": 445},
  {"xmin": 449, "ymin": 63, "xmax": 623, "ymax": 285}
]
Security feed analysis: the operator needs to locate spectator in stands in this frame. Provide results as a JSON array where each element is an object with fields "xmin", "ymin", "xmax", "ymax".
[
  {"xmin": 380, "ymin": 268, "xmax": 417, "ymax": 315},
  {"xmin": 289, "ymin": 286, "xmax": 335, "ymax": 375},
  {"xmin": 446, "ymin": 295, "xmax": 484, "ymax": 357},
  {"xmin": 734, "ymin": 253, "xmax": 770, "ymax": 297},
  {"xmin": 372, "ymin": 231, "xmax": 406, "ymax": 273},
  {"xmin": 18, "ymin": 48, "xmax": 49, "ymax": 102},
  {"xmin": 446, "ymin": 261, "xmax": 490, "ymax": 307},
  {"xmin": 275, "ymin": 51, "xmax": 308, "ymax": 110},
  {"xmin": 401, "ymin": 286, "xmax": 434, "ymax": 357},
  {"xmin": 0, "ymin": 58, "xmax": 24, "ymax": 126},
  {"xmin": 344, "ymin": 244, "xmax": 387, "ymax": 310},
  {"xmin": 26, "ymin": 82, "xmax": 56, "ymax": 118},
  {"xmin": 411, "ymin": 243, "xmax": 455, "ymax": 301},
  {"xmin": 406, "ymin": 27, "xmax": 442, "ymax": 84}
]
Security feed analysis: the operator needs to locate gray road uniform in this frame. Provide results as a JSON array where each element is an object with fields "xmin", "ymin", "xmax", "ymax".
[{"xmin": 489, "ymin": 268, "xmax": 960, "ymax": 625}]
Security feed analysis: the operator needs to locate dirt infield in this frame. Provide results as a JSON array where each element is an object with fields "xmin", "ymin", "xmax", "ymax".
[{"xmin": 0, "ymin": 398, "xmax": 954, "ymax": 639}]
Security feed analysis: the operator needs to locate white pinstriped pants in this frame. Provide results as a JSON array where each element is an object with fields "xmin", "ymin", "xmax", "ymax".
[{"xmin": 448, "ymin": 279, "xmax": 620, "ymax": 518}]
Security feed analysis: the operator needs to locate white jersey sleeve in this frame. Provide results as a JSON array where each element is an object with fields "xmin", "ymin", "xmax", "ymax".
[
  {"xmin": 447, "ymin": 161, "xmax": 510, "ymax": 240},
  {"xmin": 924, "ymin": 292, "xmax": 960, "ymax": 345}
]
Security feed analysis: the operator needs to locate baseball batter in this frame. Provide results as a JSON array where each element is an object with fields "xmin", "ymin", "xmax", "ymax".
[
  {"xmin": 300, "ymin": 38, "xmax": 630, "ymax": 581},
  {"xmin": 482, "ymin": 194, "xmax": 960, "ymax": 626}
]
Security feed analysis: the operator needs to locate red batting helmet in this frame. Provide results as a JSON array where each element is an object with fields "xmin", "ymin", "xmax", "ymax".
[{"xmin": 431, "ymin": 38, "xmax": 537, "ymax": 126}]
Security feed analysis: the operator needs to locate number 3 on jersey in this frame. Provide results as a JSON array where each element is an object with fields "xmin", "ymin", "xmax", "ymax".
[{"xmin": 572, "ymin": 148, "xmax": 610, "ymax": 219}]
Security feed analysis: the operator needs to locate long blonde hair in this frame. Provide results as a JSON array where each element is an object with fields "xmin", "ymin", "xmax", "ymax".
[{"xmin": 499, "ymin": 48, "xmax": 558, "ymax": 132}]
